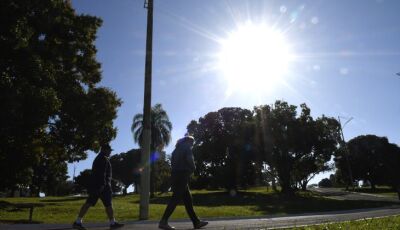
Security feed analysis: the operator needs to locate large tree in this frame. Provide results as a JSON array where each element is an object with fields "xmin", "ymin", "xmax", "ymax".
[
  {"xmin": 255, "ymin": 101, "xmax": 340, "ymax": 194},
  {"xmin": 335, "ymin": 135, "xmax": 400, "ymax": 190},
  {"xmin": 187, "ymin": 107, "xmax": 256, "ymax": 190},
  {"xmin": 74, "ymin": 169, "xmax": 92, "ymax": 194},
  {"xmin": 131, "ymin": 103, "xmax": 172, "ymax": 197},
  {"xmin": 293, "ymin": 116, "xmax": 341, "ymax": 190},
  {"xmin": 110, "ymin": 149, "xmax": 142, "ymax": 195},
  {"xmin": 187, "ymin": 102, "xmax": 340, "ymax": 194},
  {"xmin": 0, "ymin": 0, "xmax": 121, "ymax": 195}
]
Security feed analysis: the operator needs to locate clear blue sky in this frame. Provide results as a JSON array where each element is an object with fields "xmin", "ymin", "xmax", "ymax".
[{"xmin": 69, "ymin": 0, "xmax": 400, "ymax": 185}]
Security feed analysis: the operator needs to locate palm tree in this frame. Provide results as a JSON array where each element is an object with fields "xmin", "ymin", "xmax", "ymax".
[{"xmin": 131, "ymin": 103, "xmax": 172, "ymax": 197}]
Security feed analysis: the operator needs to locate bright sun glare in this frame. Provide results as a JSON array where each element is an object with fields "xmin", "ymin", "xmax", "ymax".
[{"xmin": 218, "ymin": 23, "xmax": 293, "ymax": 93}]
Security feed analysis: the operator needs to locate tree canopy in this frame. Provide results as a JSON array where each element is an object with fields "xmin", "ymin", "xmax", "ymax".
[
  {"xmin": 0, "ymin": 0, "xmax": 121, "ymax": 195},
  {"xmin": 131, "ymin": 103, "xmax": 172, "ymax": 197},
  {"xmin": 335, "ymin": 135, "xmax": 400, "ymax": 190},
  {"xmin": 187, "ymin": 101, "xmax": 341, "ymax": 194},
  {"xmin": 110, "ymin": 149, "xmax": 142, "ymax": 195}
]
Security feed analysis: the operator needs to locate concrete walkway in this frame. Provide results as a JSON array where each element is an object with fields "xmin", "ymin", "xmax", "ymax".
[{"xmin": 1, "ymin": 205, "xmax": 400, "ymax": 230}]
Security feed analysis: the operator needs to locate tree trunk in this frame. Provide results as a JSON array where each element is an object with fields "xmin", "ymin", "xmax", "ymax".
[
  {"xmin": 371, "ymin": 182, "xmax": 376, "ymax": 191},
  {"xmin": 301, "ymin": 180, "xmax": 308, "ymax": 191},
  {"xmin": 123, "ymin": 186, "xmax": 128, "ymax": 195},
  {"xmin": 134, "ymin": 182, "xmax": 140, "ymax": 194},
  {"xmin": 278, "ymin": 166, "xmax": 293, "ymax": 195},
  {"xmin": 30, "ymin": 185, "xmax": 39, "ymax": 197},
  {"xmin": 10, "ymin": 186, "xmax": 16, "ymax": 197},
  {"xmin": 397, "ymin": 185, "xmax": 400, "ymax": 201},
  {"xmin": 271, "ymin": 178, "xmax": 277, "ymax": 192}
]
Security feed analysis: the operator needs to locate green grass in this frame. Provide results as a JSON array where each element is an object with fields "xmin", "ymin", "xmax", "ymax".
[
  {"xmin": 284, "ymin": 215, "xmax": 400, "ymax": 229},
  {"xmin": 0, "ymin": 187, "xmax": 398, "ymax": 224}
]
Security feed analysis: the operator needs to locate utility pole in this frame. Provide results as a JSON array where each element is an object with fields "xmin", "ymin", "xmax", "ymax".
[
  {"xmin": 338, "ymin": 116, "xmax": 354, "ymax": 191},
  {"xmin": 140, "ymin": 0, "xmax": 153, "ymax": 220}
]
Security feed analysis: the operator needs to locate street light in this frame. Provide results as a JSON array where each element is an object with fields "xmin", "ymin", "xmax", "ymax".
[
  {"xmin": 139, "ymin": 0, "xmax": 153, "ymax": 220},
  {"xmin": 338, "ymin": 116, "xmax": 354, "ymax": 191}
]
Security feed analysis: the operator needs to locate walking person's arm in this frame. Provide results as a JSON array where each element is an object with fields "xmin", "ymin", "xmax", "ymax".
[{"xmin": 184, "ymin": 145, "xmax": 195, "ymax": 173}]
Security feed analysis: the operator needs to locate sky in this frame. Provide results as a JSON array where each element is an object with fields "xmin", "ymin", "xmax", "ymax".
[{"xmin": 68, "ymin": 0, "xmax": 400, "ymax": 186}]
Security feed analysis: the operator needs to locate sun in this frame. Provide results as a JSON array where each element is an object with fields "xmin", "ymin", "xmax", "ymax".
[{"xmin": 218, "ymin": 23, "xmax": 293, "ymax": 94}]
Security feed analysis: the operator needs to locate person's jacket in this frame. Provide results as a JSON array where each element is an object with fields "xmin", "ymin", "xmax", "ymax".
[
  {"xmin": 171, "ymin": 139, "xmax": 195, "ymax": 174},
  {"xmin": 90, "ymin": 152, "xmax": 112, "ymax": 190}
]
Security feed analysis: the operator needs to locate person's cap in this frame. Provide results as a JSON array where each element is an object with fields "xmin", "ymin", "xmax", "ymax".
[{"xmin": 184, "ymin": 133, "xmax": 195, "ymax": 142}]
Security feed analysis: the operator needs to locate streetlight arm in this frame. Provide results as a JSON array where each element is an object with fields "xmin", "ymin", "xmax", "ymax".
[{"xmin": 343, "ymin": 117, "xmax": 353, "ymax": 128}]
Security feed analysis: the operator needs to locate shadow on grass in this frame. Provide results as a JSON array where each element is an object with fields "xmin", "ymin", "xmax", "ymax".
[{"xmin": 149, "ymin": 191, "xmax": 398, "ymax": 215}]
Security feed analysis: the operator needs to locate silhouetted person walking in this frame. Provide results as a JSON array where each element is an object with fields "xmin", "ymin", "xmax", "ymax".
[
  {"xmin": 72, "ymin": 144, "xmax": 124, "ymax": 230},
  {"xmin": 159, "ymin": 135, "xmax": 208, "ymax": 230}
]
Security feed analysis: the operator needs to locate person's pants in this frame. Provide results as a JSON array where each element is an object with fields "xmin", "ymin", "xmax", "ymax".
[
  {"xmin": 86, "ymin": 185, "xmax": 112, "ymax": 207},
  {"xmin": 161, "ymin": 171, "xmax": 199, "ymax": 224}
]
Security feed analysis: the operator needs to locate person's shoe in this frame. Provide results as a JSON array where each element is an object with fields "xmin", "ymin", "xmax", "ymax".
[
  {"xmin": 158, "ymin": 221, "xmax": 176, "ymax": 230},
  {"xmin": 194, "ymin": 220, "xmax": 208, "ymax": 229},
  {"xmin": 72, "ymin": 222, "xmax": 87, "ymax": 230},
  {"xmin": 110, "ymin": 222, "xmax": 124, "ymax": 229}
]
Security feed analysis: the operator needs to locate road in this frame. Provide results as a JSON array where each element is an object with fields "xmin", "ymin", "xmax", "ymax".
[
  {"xmin": 1, "ymin": 188, "xmax": 399, "ymax": 230},
  {"xmin": 310, "ymin": 187, "xmax": 399, "ymax": 202}
]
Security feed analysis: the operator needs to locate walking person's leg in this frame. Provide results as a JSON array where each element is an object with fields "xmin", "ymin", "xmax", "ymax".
[
  {"xmin": 160, "ymin": 190, "xmax": 181, "ymax": 221},
  {"xmin": 77, "ymin": 203, "xmax": 91, "ymax": 220},
  {"xmin": 101, "ymin": 186, "xmax": 124, "ymax": 229},
  {"xmin": 182, "ymin": 185, "xmax": 208, "ymax": 229},
  {"xmin": 73, "ymin": 203, "xmax": 91, "ymax": 230},
  {"xmin": 182, "ymin": 185, "xmax": 199, "ymax": 223},
  {"xmin": 159, "ymin": 172, "xmax": 186, "ymax": 230},
  {"xmin": 73, "ymin": 191, "xmax": 99, "ymax": 230}
]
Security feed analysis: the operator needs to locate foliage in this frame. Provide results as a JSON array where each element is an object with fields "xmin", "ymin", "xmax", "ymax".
[
  {"xmin": 0, "ymin": 0, "xmax": 121, "ymax": 195},
  {"xmin": 152, "ymin": 151, "xmax": 171, "ymax": 194},
  {"xmin": 334, "ymin": 135, "xmax": 400, "ymax": 190},
  {"xmin": 254, "ymin": 101, "xmax": 341, "ymax": 193},
  {"xmin": 74, "ymin": 169, "xmax": 92, "ymax": 194},
  {"xmin": 110, "ymin": 149, "xmax": 141, "ymax": 194},
  {"xmin": 131, "ymin": 104, "xmax": 172, "ymax": 196},
  {"xmin": 187, "ymin": 107, "xmax": 255, "ymax": 190},
  {"xmin": 131, "ymin": 104, "xmax": 172, "ymax": 150},
  {"xmin": 74, "ymin": 168, "xmax": 122, "ymax": 194},
  {"xmin": 318, "ymin": 178, "xmax": 333, "ymax": 188},
  {"xmin": 188, "ymin": 101, "xmax": 340, "ymax": 194}
]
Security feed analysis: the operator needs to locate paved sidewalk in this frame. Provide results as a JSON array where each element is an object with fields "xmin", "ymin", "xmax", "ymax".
[{"xmin": 1, "ymin": 206, "xmax": 400, "ymax": 230}]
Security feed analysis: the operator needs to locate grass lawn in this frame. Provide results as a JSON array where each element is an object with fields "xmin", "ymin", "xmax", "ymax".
[
  {"xmin": 284, "ymin": 215, "xmax": 400, "ymax": 229},
  {"xmin": 0, "ymin": 187, "xmax": 398, "ymax": 224}
]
